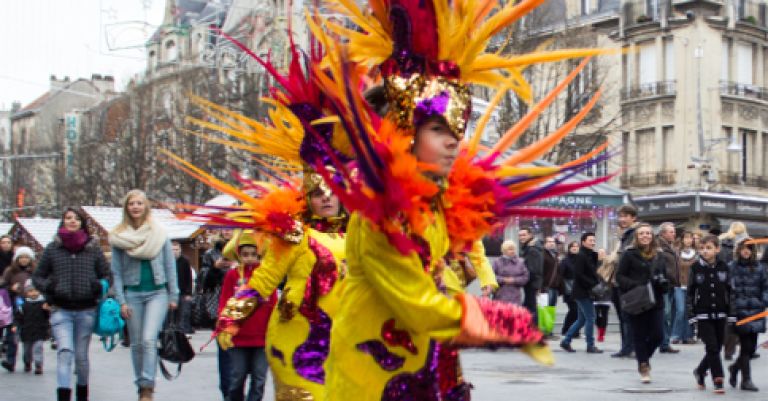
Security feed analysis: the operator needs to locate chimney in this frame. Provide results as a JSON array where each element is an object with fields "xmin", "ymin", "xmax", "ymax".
[
  {"xmin": 50, "ymin": 74, "xmax": 68, "ymax": 91},
  {"xmin": 91, "ymin": 73, "xmax": 115, "ymax": 94}
]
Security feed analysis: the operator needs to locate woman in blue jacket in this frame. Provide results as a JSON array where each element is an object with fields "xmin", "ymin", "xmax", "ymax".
[{"xmin": 109, "ymin": 190, "xmax": 178, "ymax": 401}]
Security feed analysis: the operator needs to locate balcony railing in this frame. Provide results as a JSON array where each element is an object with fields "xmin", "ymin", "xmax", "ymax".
[
  {"xmin": 735, "ymin": 0, "xmax": 768, "ymax": 28},
  {"xmin": 621, "ymin": 80, "xmax": 676, "ymax": 100},
  {"xmin": 620, "ymin": 170, "xmax": 676, "ymax": 188},
  {"xmin": 623, "ymin": 0, "xmax": 671, "ymax": 26},
  {"xmin": 719, "ymin": 81, "xmax": 768, "ymax": 101},
  {"xmin": 719, "ymin": 172, "xmax": 768, "ymax": 188}
]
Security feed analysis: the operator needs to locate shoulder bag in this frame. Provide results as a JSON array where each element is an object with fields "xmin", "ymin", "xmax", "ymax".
[{"xmin": 620, "ymin": 281, "xmax": 656, "ymax": 315}]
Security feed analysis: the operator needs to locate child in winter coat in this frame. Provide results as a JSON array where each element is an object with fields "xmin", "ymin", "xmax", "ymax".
[
  {"xmin": 217, "ymin": 232, "xmax": 277, "ymax": 401},
  {"xmin": 1, "ymin": 246, "xmax": 36, "ymax": 373},
  {"xmin": 16, "ymin": 280, "xmax": 50, "ymax": 374},
  {"xmin": 727, "ymin": 239, "xmax": 767, "ymax": 392},
  {"xmin": 689, "ymin": 235, "xmax": 731, "ymax": 394}
]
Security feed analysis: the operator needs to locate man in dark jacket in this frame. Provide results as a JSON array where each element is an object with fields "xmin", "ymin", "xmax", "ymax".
[
  {"xmin": 560, "ymin": 233, "xmax": 603, "ymax": 353},
  {"xmin": 201, "ymin": 230, "xmax": 234, "ymax": 401},
  {"xmin": 172, "ymin": 241, "xmax": 194, "ymax": 335},
  {"xmin": 0, "ymin": 236, "xmax": 13, "ymax": 277},
  {"xmin": 519, "ymin": 227, "xmax": 543, "ymax": 320},
  {"xmin": 611, "ymin": 204, "xmax": 639, "ymax": 358},
  {"xmin": 657, "ymin": 222, "xmax": 680, "ymax": 354}
]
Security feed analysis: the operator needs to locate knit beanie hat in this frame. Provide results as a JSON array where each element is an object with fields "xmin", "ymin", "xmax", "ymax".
[{"xmin": 13, "ymin": 246, "xmax": 35, "ymax": 262}]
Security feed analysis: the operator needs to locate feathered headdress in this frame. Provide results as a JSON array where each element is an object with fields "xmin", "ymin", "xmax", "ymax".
[{"xmin": 318, "ymin": 0, "xmax": 611, "ymax": 139}]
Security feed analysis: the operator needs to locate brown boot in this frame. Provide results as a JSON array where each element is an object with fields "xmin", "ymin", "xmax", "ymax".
[
  {"xmin": 138, "ymin": 387, "xmax": 154, "ymax": 401},
  {"xmin": 638, "ymin": 362, "xmax": 651, "ymax": 383}
]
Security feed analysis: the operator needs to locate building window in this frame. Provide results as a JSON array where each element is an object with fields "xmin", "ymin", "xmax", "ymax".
[
  {"xmin": 581, "ymin": 0, "xmax": 592, "ymax": 15},
  {"xmin": 662, "ymin": 126, "xmax": 674, "ymax": 171},
  {"xmin": 635, "ymin": 128, "xmax": 655, "ymax": 174},
  {"xmin": 762, "ymin": 132, "xmax": 768, "ymax": 176},
  {"xmin": 736, "ymin": 42, "xmax": 753, "ymax": 85},
  {"xmin": 663, "ymin": 38, "xmax": 674, "ymax": 81},
  {"xmin": 165, "ymin": 40, "xmax": 178, "ymax": 62},
  {"xmin": 724, "ymin": 127, "xmax": 737, "ymax": 173},
  {"xmin": 721, "ymin": 40, "xmax": 730, "ymax": 82},
  {"xmin": 639, "ymin": 42, "xmax": 657, "ymax": 86},
  {"xmin": 742, "ymin": 129, "xmax": 757, "ymax": 178}
]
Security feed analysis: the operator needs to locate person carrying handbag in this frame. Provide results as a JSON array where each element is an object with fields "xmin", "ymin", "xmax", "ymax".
[
  {"xmin": 616, "ymin": 223, "xmax": 670, "ymax": 384},
  {"xmin": 560, "ymin": 233, "xmax": 603, "ymax": 354}
]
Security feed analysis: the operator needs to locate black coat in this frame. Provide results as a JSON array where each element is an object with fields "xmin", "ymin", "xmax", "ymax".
[
  {"xmin": 0, "ymin": 250, "xmax": 12, "ymax": 278},
  {"xmin": 687, "ymin": 257, "xmax": 731, "ymax": 320},
  {"xmin": 616, "ymin": 248, "xmax": 668, "ymax": 311},
  {"xmin": 558, "ymin": 255, "xmax": 576, "ymax": 301},
  {"xmin": 16, "ymin": 298, "xmax": 50, "ymax": 342},
  {"xmin": 520, "ymin": 240, "xmax": 543, "ymax": 290},
  {"xmin": 729, "ymin": 259, "xmax": 768, "ymax": 334},
  {"xmin": 32, "ymin": 237, "xmax": 112, "ymax": 310},
  {"xmin": 176, "ymin": 256, "xmax": 193, "ymax": 297},
  {"xmin": 200, "ymin": 244, "xmax": 226, "ymax": 292},
  {"xmin": 571, "ymin": 247, "xmax": 600, "ymax": 300}
]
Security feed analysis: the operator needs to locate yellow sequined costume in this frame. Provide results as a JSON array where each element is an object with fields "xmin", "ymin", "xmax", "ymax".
[{"xmin": 247, "ymin": 226, "xmax": 345, "ymax": 400}]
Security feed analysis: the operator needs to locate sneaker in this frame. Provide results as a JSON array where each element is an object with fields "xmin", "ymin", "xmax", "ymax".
[
  {"xmin": 586, "ymin": 346, "xmax": 603, "ymax": 354},
  {"xmin": 693, "ymin": 368, "xmax": 706, "ymax": 389},
  {"xmin": 683, "ymin": 339, "xmax": 698, "ymax": 345},
  {"xmin": 611, "ymin": 351, "xmax": 631, "ymax": 358},
  {"xmin": 34, "ymin": 365, "xmax": 42, "ymax": 375},
  {"xmin": 1, "ymin": 361, "xmax": 13, "ymax": 373},
  {"xmin": 660, "ymin": 346, "xmax": 680, "ymax": 354},
  {"xmin": 713, "ymin": 377, "xmax": 725, "ymax": 394},
  {"xmin": 23, "ymin": 363, "xmax": 31, "ymax": 373},
  {"xmin": 638, "ymin": 362, "xmax": 651, "ymax": 383},
  {"xmin": 560, "ymin": 342, "xmax": 576, "ymax": 353}
]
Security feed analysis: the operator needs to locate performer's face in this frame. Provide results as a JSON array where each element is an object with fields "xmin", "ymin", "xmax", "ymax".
[
  {"xmin": 413, "ymin": 117, "xmax": 459, "ymax": 178},
  {"xmin": 308, "ymin": 190, "xmax": 340, "ymax": 218}
]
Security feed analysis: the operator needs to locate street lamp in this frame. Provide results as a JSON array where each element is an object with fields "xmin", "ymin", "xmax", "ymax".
[{"xmin": 689, "ymin": 137, "xmax": 743, "ymax": 189}]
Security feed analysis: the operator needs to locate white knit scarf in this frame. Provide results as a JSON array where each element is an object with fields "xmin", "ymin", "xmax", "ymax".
[{"xmin": 109, "ymin": 222, "xmax": 167, "ymax": 260}]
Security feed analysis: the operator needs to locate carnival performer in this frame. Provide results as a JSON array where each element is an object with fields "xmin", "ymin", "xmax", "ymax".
[
  {"xmin": 163, "ymin": 35, "xmax": 351, "ymax": 400},
  {"xmin": 301, "ymin": 0, "xmax": 613, "ymax": 399}
]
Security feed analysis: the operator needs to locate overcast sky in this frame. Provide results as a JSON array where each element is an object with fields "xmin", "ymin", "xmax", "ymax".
[{"xmin": 0, "ymin": 0, "xmax": 165, "ymax": 109}]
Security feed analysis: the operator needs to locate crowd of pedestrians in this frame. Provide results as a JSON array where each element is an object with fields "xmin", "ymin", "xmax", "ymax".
[
  {"xmin": 483, "ymin": 205, "xmax": 768, "ymax": 394},
  {"xmin": 2, "ymin": 197, "xmax": 768, "ymax": 399}
]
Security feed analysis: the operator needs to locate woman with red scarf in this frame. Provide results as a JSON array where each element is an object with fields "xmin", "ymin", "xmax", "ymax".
[{"xmin": 32, "ymin": 207, "xmax": 112, "ymax": 401}]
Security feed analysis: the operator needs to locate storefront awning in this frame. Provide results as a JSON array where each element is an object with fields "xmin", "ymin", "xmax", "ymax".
[{"xmin": 634, "ymin": 192, "xmax": 768, "ymax": 220}]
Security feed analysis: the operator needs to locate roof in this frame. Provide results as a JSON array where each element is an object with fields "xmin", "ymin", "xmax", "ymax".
[
  {"xmin": 15, "ymin": 218, "xmax": 60, "ymax": 248},
  {"xmin": 81, "ymin": 206, "xmax": 202, "ymax": 240},
  {"xmin": 0, "ymin": 223, "xmax": 13, "ymax": 235}
]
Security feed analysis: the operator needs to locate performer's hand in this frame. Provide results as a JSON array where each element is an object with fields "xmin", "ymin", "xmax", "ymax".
[{"xmin": 217, "ymin": 332, "xmax": 234, "ymax": 350}]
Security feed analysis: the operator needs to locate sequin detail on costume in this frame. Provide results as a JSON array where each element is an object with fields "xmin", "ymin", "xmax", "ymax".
[
  {"xmin": 300, "ymin": 237, "xmax": 338, "ymax": 321},
  {"xmin": 274, "ymin": 375, "xmax": 315, "ymax": 401},
  {"xmin": 292, "ymin": 307, "xmax": 331, "ymax": 384},
  {"xmin": 436, "ymin": 343, "xmax": 471, "ymax": 400},
  {"xmin": 270, "ymin": 346, "xmax": 286, "ymax": 366},
  {"xmin": 381, "ymin": 319, "xmax": 418, "ymax": 355},
  {"xmin": 356, "ymin": 340, "xmax": 406, "ymax": 371},
  {"xmin": 381, "ymin": 341, "xmax": 440, "ymax": 401}
]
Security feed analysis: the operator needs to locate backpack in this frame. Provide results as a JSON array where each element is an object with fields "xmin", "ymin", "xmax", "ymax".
[
  {"xmin": 0, "ymin": 288, "xmax": 12, "ymax": 327},
  {"xmin": 93, "ymin": 280, "xmax": 124, "ymax": 351}
]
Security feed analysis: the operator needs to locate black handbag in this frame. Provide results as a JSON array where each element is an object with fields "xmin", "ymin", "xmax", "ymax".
[
  {"xmin": 620, "ymin": 282, "xmax": 657, "ymax": 315},
  {"xmin": 158, "ymin": 311, "xmax": 195, "ymax": 380},
  {"xmin": 563, "ymin": 279, "xmax": 574, "ymax": 297},
  {"xmin": 192, "ymin": 287, "xmax": 220, "ymax": 329},
  {"xmin": 590, "ymin": 281, "xmax": 609, "ymax": 299}
]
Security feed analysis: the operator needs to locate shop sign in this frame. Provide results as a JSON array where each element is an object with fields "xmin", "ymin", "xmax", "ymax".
[{"xmin": 636, "ymin": 196, "xmax": 695, "ymax": 216}]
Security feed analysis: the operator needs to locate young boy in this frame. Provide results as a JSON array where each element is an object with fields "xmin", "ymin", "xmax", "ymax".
[
  {"xmin": 218, "ymin": 231, "xmax": 277, "ymax": 401},
  {"xmin": 689, "ymin": 235, "xmax": 731, "ymax": 393},
  {"xmin": 16, "ymin": 280, "xmax": 49, "ymax": 374}
]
